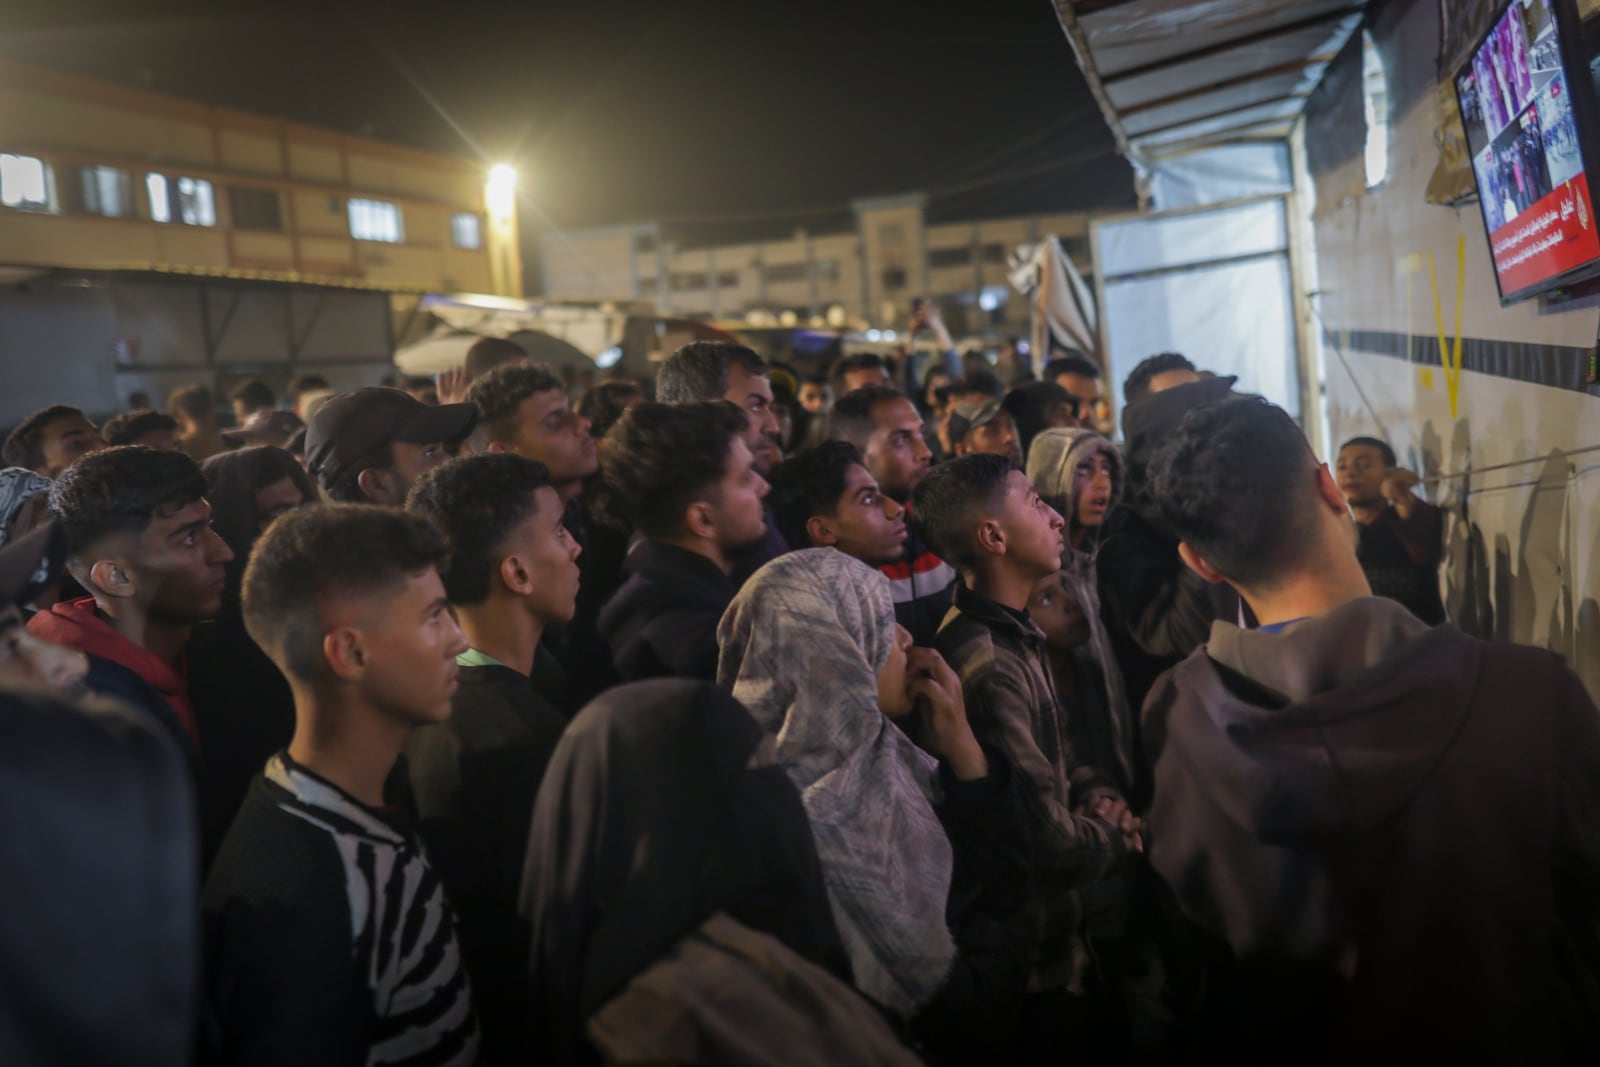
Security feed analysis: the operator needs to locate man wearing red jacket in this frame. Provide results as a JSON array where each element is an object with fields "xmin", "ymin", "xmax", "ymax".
[{"xmin": 28, "ymin": 445, "xmax": 233, "ymax": 759}]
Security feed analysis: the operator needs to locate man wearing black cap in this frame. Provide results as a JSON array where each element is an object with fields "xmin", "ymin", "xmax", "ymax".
[
  {"xmin": 948, "ymin": 397, "xmax": 1024, "ymax": 468},
  {"xmin": 221, "ymin": 408, "xmax": 304, "ymax": 451},
  {"xmin": 304, "ymin": 387, "xmax": 477, "ymax": 506}
]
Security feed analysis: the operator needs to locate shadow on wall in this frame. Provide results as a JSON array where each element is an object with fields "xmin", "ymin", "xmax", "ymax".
[{"xmin": 1430, "ymin": 414, "xmax": 1597, "ymax": 698}]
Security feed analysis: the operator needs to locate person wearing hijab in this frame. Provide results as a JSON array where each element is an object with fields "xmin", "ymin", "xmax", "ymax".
[
  {"xmin": 1027, "ymin": 428, "xmax": 1183, "ymax": 1062},
  {"xmin": 1025, "ymin": 428, "xmax": 1135, "ymax": 799},
  {"xmin": 718, "ymin": 548, "xmax": 1030, "ymax": 1058},
  {"xmin": 521, "ymin": 679, "xmax": 918, "ymax": 1067},
  {"xmin": 188, "ymin": 446, "xmax": 316, "ymax": 865},
  {"xmin": 0, "ymin": 467, "xmax": 52, "ymax": 549}
]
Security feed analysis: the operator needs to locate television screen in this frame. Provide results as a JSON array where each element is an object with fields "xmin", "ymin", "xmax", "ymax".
[{"xmin": 1456, "ymin": 0, "xmax": 1600, "ymax": 303}]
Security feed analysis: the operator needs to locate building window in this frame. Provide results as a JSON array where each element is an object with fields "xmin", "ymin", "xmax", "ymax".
[
  {"xmin": 451, "ymin": 212, "xmax": 482, "ymax": 250},
  {"xmin": 763, "ymin": 261, "xmax": 809, "ymax": 285},
  {"xmin": 817, "ymin": 258, "xmax": 840, "ymax": 280},
  {"xmin": 81, "ymin": 165, "xmax": 131, "ymax": 217},
  {"xmin": 1362, "ymin": 30, "xmax": 1389, "ymax": 188},
  {"xmin": 716, "ymin": 270, "xmax": 740, "ymax": 288},
  {"xmin": 671, "ymin": 272, "xmax": 709, "ymax": 291},
  {"xmin": 229, "ymin": 186, "xmax": 283, "ymax": 231},
  {"xmin": 929, "ymin": 246, "xmax": 972, "ymax": 269},
  {"xmin": 881, "ymin": 267, "xmax": 907, "ymax": 291},
  {"xmin": 638, "ymin": 277, "xmax": 658, "ymax": 298},
  {"xmin": 348, "ymin": 197, "xmax": 404, "ymax": 243},
  {"xmin": 981, "ymin": 243, "xmax": 1008, "ymax": 264},
  {"xmin": 0, "ymin": 153, "xmax": 52, "ymax": 211},
  {"xmin": 146, "ymin": 173, "xmax": 216, "ymax": 225},
  {"xmin": 634, "ymin": 232, "xmax": 657, "ymax": 256}
]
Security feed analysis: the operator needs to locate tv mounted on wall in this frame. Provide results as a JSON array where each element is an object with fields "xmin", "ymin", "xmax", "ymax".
[{"xmin": 1454, "ymin": 0, "xmax": 1600, "ymax": 305}]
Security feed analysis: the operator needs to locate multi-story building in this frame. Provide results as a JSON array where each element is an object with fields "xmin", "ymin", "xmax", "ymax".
[
  {"xmin": 0, "ymin": 60, "xmax": 521, "ymax": 425},
  {"xmin": 537, "ymin": 192, "xmax": 1093, "ymax": 339}
]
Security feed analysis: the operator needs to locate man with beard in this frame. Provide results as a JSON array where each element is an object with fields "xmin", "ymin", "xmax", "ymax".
[
  {"xmin": 655, "ymin": 342, "xmax": 788, "ymax": 579},
  {"xmin": 596, "ymin": 401, "xmax": 770, "ymax": 682},
  {"xmin": 28, "ymin": 446, "xmax": 234, "ymax": 763},
  {"xmin": 829, "ymin": 385, "xmax": 958, "ymax": 647}
]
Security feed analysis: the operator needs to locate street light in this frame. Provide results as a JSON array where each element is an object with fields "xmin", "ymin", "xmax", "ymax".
[{"xmin": 486, "ymin": 164, "xmax": 517, "ymax": 220}]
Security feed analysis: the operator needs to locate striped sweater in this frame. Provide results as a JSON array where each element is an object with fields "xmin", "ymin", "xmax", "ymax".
[{"xmin": 202, "ymin": 754, "xmax": 480, "ymax": 1066}]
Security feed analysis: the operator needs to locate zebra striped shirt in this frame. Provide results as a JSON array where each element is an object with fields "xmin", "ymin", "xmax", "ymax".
[{"xmin": 202, "ymin": 754, "xmax": 481, "ymax": 1066}]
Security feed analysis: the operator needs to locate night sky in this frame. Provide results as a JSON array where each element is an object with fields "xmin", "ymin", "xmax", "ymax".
[{"xmin": 3, "ymin": 0, "xmax": 1134, "ymax": 243}]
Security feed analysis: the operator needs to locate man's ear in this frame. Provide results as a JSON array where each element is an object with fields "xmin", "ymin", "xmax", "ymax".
[
  {"xmin": 805, "ymin": 515, "xmax": 838, "ymax": 548},
  {"xmin": 1314, "ymin": 464, "xmax": 1348, "ymax": 514},
  {"xmin": 974, "ymin": 516, "xmax": 1005, "ymax": 557},
  {"xmin": 86, "ymin": 556, "xmax": 138, "ymax": 602},
  {"xmin": 322, "ymin": 626, "xmax": 367, "ymax": 682},
  {"xmin": 1176, "ymin": 542, "xmax": 1226, "ymax": 585},
  {"xmin": 684, "ymin": 499, "xmax": 717, "ymax": 541},
  {"xmin": 484, "ymin": 439, "xmax": 514, "ymax": 455},
  {"xmin": 499, "ymin": 552, "xmax": 534, "ymax": 596},
  {"xmin": 356, "ymin": 468, "xmax": 397, "ymax": 506}
]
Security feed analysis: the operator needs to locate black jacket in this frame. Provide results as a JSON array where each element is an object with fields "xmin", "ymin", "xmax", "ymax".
[
  {"xmin": 597, "ymin": 540, "xmax": 735, "ymax": 683},
  {"xmin": 1099, "ymin": 377, "xmax": 1249, "ymax": 718},
  {"xmin": 0, "ymin": 689, "xmax": 198, "ymax": 1067},
  {"xmin": 401, "ymin": 660, "xmax": 568, "ymax": 1063},
  {"xmin": 1146, "ymin": 599, "xmax": 1600, "ymax": 1063},
  {"xmin": 188, "ymin": 608, "xmax": 295, "ymax": 868}
]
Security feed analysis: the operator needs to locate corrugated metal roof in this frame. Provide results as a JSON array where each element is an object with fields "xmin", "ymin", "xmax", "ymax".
[{"xmin": 1052, "ymin": 0, "xmax": 1367, "ymax": 164}]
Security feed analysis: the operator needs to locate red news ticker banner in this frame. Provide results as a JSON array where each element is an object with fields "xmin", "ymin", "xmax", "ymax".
[{"xmin": 1491, "ymin": 174, "xmax": 1600, "ymax": 296}]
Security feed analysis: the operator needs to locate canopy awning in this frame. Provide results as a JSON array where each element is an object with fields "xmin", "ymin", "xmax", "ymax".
[{"xmin": 1052, "ymin": 0, "xmax": 1366, "ymax": 166}]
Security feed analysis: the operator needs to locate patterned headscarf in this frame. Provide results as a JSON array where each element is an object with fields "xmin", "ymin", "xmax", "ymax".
[
  {"xmin": 717, "ymin": 548, "xmax": 956, "ymax": 1017},
  {"xmin": 0, "ymin": 467, "xmax": 52, "ymax": 548},
  {"xmin": 1027, "ymin": 428, "xmax": 1135, "ymax": 788}
]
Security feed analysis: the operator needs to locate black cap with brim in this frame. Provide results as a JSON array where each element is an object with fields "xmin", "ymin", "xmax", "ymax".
[
  {"xmin": 222, "ymin": 409, "xmax": 305, "ymax": 447},
  {"xmin": 0, "ymin": 520, "xmax": 68, "ymax": 609},
  {"xmin": 947, "ymin": 397, "xmax": 1003, "ymax": 446},
  {"xmin": 304, "ymin": 387, "xmax": 477, "ymax": 490}
]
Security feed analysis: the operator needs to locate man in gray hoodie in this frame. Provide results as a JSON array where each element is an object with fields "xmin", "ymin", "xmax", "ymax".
[{"xmin": 1145, "ymin": 395, "xmax": 1600, "ymax": 1064}]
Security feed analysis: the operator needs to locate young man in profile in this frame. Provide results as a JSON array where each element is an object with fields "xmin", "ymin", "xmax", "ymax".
[
  {"xmin": 1145, "ymin": 395, "xmax": 1600, "ymax": 1063},
  {"xmin": 464, "ymin": 363, "xmax": 599, "ymax": 505},
  {"xmin": 403, "ymin": 453, "xmax": 581, "ymax": 1061},
  {"xmin": 203, "ymin": 504, "xmax": 479, "ymax": 1066},
  {"xmin": 596, "ymin": 400, "xmax": 769, "ymax": 682},
  {"xmin": 29, "ymin": 446, "xmax": 234, "ymax": 757},
  {"xmin": 913, "ymin": 453, "xmax": 1137, "ymax": 1056},
  {"xmin": 1, "ymin": 404, "xmax": 108, "ymax": 478},
  {"xmin": 655, "ymin": 341, "xmax": 788, "ymax": 580},
  {"xmin": 830, "ymin": 384, "xmax": 957, "ymax": 646},
  {"xmin": 768, "ymin": 440, "xmax": 908, "ymax": 568}
]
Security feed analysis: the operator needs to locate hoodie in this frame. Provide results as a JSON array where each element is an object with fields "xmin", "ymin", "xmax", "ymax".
[
  {"xmin": 29, "ymin": 597, "xmax": 200, "ymax": 750},
  {"xmin": 1144, "ymin": 596, "xmax": 1600, "ymax": 1063},
  {"xmin": 1027, "ymin": 427, "xmax": 1137, "ymax": 795}
]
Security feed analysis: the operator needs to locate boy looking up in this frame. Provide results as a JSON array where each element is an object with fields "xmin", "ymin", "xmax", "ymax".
[{"xmin": 914, "ymin": 453, "xmax": 1136, "ymax": 1040}]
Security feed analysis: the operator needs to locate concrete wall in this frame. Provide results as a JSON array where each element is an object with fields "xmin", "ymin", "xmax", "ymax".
[{"xmin": 1302, "ymin": 0, "xmax": 1600, "ymax": 695}]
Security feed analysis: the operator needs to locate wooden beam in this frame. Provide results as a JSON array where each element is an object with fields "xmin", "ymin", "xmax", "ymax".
[{"xmin": 1101, "ymin": 6, "xmax": 1364, "ymax": 85}]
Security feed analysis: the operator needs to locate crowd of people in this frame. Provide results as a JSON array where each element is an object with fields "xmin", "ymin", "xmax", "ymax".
[{"xmin": 2, "ymin": 314, "xmax": 1598, "ymax": 1067}]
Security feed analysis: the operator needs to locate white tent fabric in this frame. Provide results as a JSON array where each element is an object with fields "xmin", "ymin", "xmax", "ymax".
[{"xmin": 1008, "ymin": 236, "xmax": 1101, "ymax": 376}]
